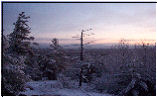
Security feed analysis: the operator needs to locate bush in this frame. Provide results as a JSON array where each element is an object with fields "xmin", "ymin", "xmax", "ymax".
[
  {"xmin": 93, "ymin": 42, "xmax": 156, "ymax": 96},
  {"xmin": 2, "ymin": 55, "xmax": 30, "ymax": 95},
  {"xmin": 2, "ymin": 65, "xmax": 29, "ymax": 95}
]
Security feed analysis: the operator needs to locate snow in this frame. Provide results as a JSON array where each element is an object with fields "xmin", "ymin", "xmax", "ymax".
[{"xmin": 19, "ymin": 80, "xmax": 111, "ymax": 96}]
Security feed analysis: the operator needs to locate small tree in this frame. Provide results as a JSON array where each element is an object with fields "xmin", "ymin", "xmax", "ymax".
[
  {"xmin": 50, "ymin": 38, "xmax": 66, "ymax": 72},
  {"xmin": 42, "ymin": 38, "xmax": 67, "ymax": 80},
  {"xmin": 9, "ymin": 12, "xmax": 34, "ymax": 55},
  {"xmin": 50, "ymin": 38, "xmax": 59, "ymax": 50}
]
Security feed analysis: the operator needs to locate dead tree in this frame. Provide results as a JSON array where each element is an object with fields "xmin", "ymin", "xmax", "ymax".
[
  {"xmin": 72, "ymin": 28, "xmax": 94, "ymax": 87},
  {"xmin": 80, "ymin": 30, "xmax": 84, "ymax": 61},
  {"xmin": 79, "ymin": 29, "xmax": 93, "ymax": 61}
]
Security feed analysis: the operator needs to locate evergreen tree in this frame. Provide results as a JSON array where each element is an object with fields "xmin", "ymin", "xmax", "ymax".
[
  {"xmin": 50, "ymin": 38, "xmax": 66, "ymax": 72},
  {"xmin": 2, "ymin": 35, "xmax": 30, "ymax": 95},
  {"xmin": 9, "ymin": 12, "xmax": 34, "ymax": 55}
]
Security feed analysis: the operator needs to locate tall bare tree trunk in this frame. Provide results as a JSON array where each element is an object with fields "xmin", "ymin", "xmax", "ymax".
[
  {"xmin": 79, "ymin": 31, "xmax": 84, "ymax": 87},
  {"xmin": 80, "ymin": 31, "xmax": 83, "ymax": 61},
  {"xmin": 79, "ymin": 29, "xmax": 92, "ymax": 87}
]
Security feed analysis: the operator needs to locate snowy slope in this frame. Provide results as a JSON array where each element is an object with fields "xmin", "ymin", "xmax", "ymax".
[{"xmin": 19, "ymin": 81, "xmax": 111, "ymax": 96}]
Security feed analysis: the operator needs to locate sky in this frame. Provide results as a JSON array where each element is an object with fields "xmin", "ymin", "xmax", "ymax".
[{"xmin": 3, "ymin": 3, "xmax": 156, "ymax": 46}]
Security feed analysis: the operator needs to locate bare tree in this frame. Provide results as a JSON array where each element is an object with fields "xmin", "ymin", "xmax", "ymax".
[
  {"xmin": 72, "ymin": 28, "xmax": 95, "ymax": 87},
  {"xmin": 72, "ymin": 28, "xmax": 93, "ymax": 61}
]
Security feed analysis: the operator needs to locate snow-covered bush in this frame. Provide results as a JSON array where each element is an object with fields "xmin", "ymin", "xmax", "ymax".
[
  {"xmin": 49, "ymin": 38, "xmax": 68, "ymax": 72},
  {"xmin": 2, "ymin": 64, "xmax": 30, "ymax": 95},
  {"xmin": 117, "ymin": 56, "xmax": 156, "ymax": 96},
  {"xmin": 63, "ymin": 68, "xmax": 80, "ymax": 80},
  {"xmin": 57, "ymin": 74, "xmax": 70, "ymax": 88},
  {"xmin": 24, "ymin": 52, "xmax": 43, "ymax": 81},
  {"xmin": 2, "ymin": 38, "xmax": 30, "ymax": 95},
  {"xmin": 57, "ymin": 73, "xmax": 78, "ymax": 89},
  {"xmin": 93, "ymin": 73, "xmax": 125, "ymax": 94},
  {"xmin": 118, "ymin": 72, "xmax": 156, "ymax": 96},
  {"xmin": 92, "ymin": 41, "xmax": 156, "ymax": 96},
  {"xmin": 41, "ymin": 38, "xmax": 68, "ymax": 80}
]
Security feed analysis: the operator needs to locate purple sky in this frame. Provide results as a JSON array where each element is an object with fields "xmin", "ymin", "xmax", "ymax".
[{"xmin": 3, "ymin": 3, "xmax": 156, "ymax": 45}]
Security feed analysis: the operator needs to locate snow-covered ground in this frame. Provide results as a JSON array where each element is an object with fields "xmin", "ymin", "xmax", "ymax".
[{"xmin": 19, "ymin": 80, "xmax": 111, "ymax": 96}]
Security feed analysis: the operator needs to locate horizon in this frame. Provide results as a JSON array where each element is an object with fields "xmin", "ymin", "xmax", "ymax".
[
  {"xmin": 3, "ymin": 3, "xmax": 156, "ymax": 46},
  {"xmin": 34, "ymin": 41, "xmax": 156, "ymax": 49}
]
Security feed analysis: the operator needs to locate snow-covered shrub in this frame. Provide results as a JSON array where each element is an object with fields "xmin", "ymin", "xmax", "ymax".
[
  {"xmin": 57, "ymin": 73, "xmax": 78, "ymax": 89},
  {"xmin": 63, "ymin": 68, "xmax": 80, "ymax": 80},
  {"xmin": 92, "ymin": 41, "xmax": 156, "ymax": 96},
  {"xmin": 117, "ymin": 57, "xmax": 156, "ymax": 96},
  {"xmin": 97, "ymin": 58, "xmax": 156, "ymax": 96},
  {"xmin": 2, "ymin": 45, "xmax": 30, "ymax": 95},
  {"xmin": 93, "ymin": 73, "xmax": 126, "ymax": 94},
  {"xmin": 81, "ymin": 63, "xmax": 97, "ymax": 82},
  {"xmin": 50, "ymin": 38, "xmax": 68, "ymax": 71},
  {"xmin": 57, "ymin": 73, "xmax": 70, "ymax": 88},
  {"xmin": 41, "ymin": 56, "xmax": 58, "ymax": 80},
  {"xmin": 2, "ymin": 64, "xmax": 30, "ymax": 95},
  {"xmin": 24, "ymin": 52, "xmax": 43, "ymax": 81},
  {"xmin": 40, "ymin": 38, "xmax": 69, "ymax": 80}
]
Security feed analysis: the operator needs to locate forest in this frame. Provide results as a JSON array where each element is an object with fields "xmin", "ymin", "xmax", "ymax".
[{"xmin": 2, "ymin": 12, "xmax": 156, "ymax": 96}]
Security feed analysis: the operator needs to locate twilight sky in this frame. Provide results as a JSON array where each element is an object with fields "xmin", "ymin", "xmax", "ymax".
[{"xmin": 3, "ymin": 3, "xmax": 156, "ymax": 46}]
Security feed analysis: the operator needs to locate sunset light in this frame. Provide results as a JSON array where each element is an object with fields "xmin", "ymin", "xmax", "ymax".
[
  {"xmin": 2, "ymin": 2, "xmax": 156, "ymax": 96},
  {"xmin": 3, "ymin": 3, "xmax": 156, "ymax": 46}
]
